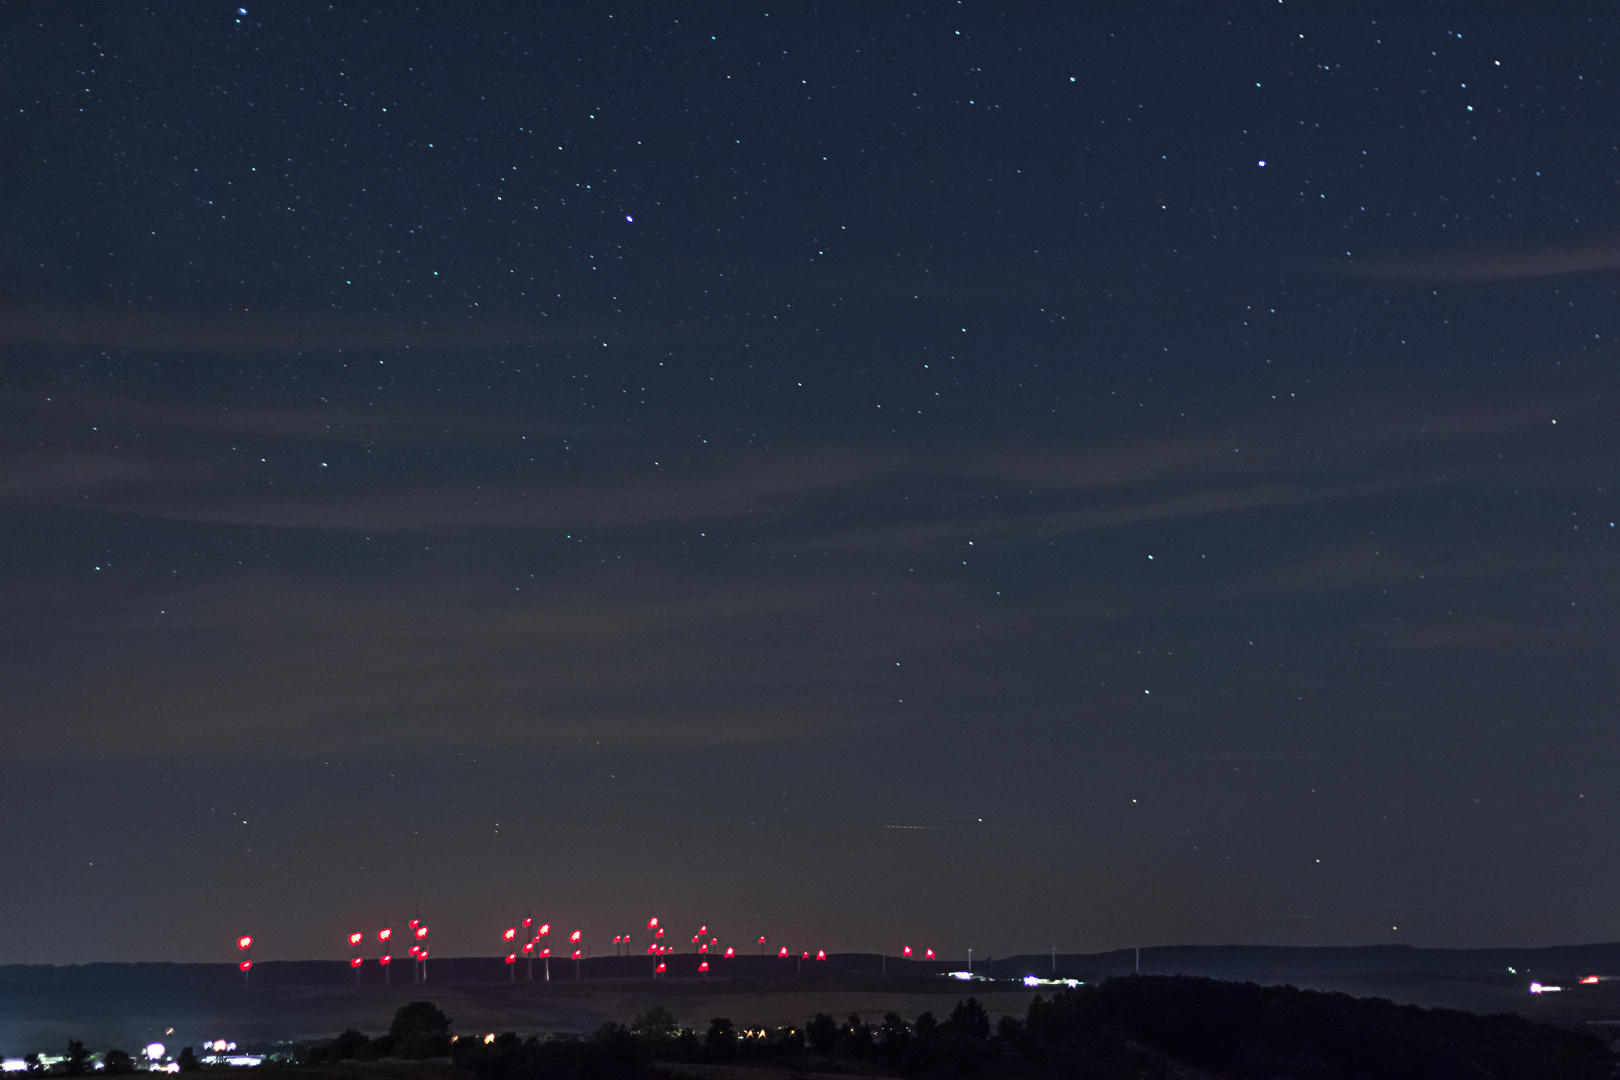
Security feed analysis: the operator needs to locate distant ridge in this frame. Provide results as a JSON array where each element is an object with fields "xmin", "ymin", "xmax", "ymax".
[{"xmin": 5, "ymin": 941, "xmax": 1618, "ymax": 986}]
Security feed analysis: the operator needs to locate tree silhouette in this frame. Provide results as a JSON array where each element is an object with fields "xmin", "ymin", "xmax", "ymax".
[
  {"xmin": 390, "ymin": 1000, "xmax": 453, "ymax": 1058},
  {"xmin": 806, "ymin": 1013, "xmax": 837, "ymax": 1055}
]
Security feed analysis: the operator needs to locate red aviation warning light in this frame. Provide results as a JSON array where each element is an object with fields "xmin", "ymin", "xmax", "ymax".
[
  {"xmin": 504, "ymin": 927, "xmax": 517, "ymax": 941},
  {"xmin": 1582, "ymin": 975, "xmax": 1601, "ymax": 984},
  {"xmin": 699, "ymin": 943, "xmax": 708, "ymax": 953},
  {"xmin": 378, "ymin": 928, "xmax": 392, "ymax": 942},
  {"xmin": 903, "ymin": 946, "xmax": 913, "ymax": 957},
  {"xmin": 237, "ymin": 936, "xmax": 253, "ymax": 951},
  {"xmin": 698, "ymin": 925, "xmax": 707, "ymax": 936},
  {"xmin": 523, "ymin": 917, "xmax": 533, "ymax": 928},
  {"xmin": 924, "ymin": 948, "xmax": 935, "ymax": 959},
  {"xmin": 655, "ymin": 961, "xmax": 667, "ymax": 973},
  {"xmin": 348, "ymin": 932, "xmax": 363, "ymax": 947},
  {"xmin": 239, "ymin": 960, "xmax": 252, "ymax": 972},
  {"xmin": 380, "ymin": 954, "xmax": 392, "ymax": 966},
  {"xmin": 655, "ymin": 927, "xmax": 664, "ymax": 938},
  {"xmin": 416, "ymin": 926, "xmax": 429, "ymax": 939},
  {"xmin": 816, "ymin": 949, "xmax": 827, "ymax": 961},
  {"xmin": 698, "ymin": 960, "xmax": 709, "ymax": 972},
  {"xmin": 350, "ymin": 957, "xmax": 363, "ymax": 969},
  {"xmin": 538, "ymin": 923, "xmax": 551, "ymax": 936},
  {"xmin": 505, "ymin": 954, "xmax": 516, "ymax": 965},
  {"xmin": 724, "ymin": 947, "xmax": 735, "ymax": 958},
  {"xmin": 540, "ymin": 947, "xmax": 550, "ymax": 958},
  {"xmin": 648, "ymin": 944, "xmax": 658, "ymax": 955},
  {"xmin": 778, "ymin": 946, "xmax": 789, "ymax": 957},
  {"xmin": 570, "ymin": 929, "xmax": 581, "ymax": 943},
  {"xmin": 522, "ymin": 942, "xmax": 533, "ymax": 954},
  {"xmin": 571, "ymin": 949, "xmax": 581, "ymax": 960},
  {"xmin": 647, "ymin": 916, "xmax": 659, "ymax": 930}
]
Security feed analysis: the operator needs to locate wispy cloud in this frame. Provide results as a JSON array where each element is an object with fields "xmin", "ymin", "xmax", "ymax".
[{"xmin": 1330, "ymin": 240, "xmax": 1620, "ymax": 282}]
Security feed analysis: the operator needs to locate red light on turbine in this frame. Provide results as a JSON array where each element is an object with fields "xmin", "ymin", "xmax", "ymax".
[
  {"xmin": 409, "ymin": 945, "xmax": 420, "ymax": 957},
  {"xmin": 648, "ymin": 916, "xmax": 659, "ymax": 929},
  {"xmin": 504, "ymin": 927, "xmax": 516, "ymax": 941},
  {"xmin": 759, "ymin": 936, "xmax": 766, "ymax": 944},
  {"xmin": 692, "ymin": 935, "xmax": 699, "ymax": 944},
  {"xmin": 801, "ymin": 951, "xmax": 809, "ymax": 959},
  {"xmin": 655, "ymin": 961, "xmax": 666, "ymax": 973},
  {"xmin": 655, "ymin": 927, "xmax": 664, "ymax": 938},
  {"xmin": 924, "ymin": 948, "xmax": 935, "ymax": 959},
  {"xmin": 540, "ymin": 947, "xmax": 550, "ymax": 958},
  {"xmin": 570, "ymin": 929, "xmax": 581, "ymax": 943},
  {"xmin": 409, "ymin": 919, "xmax": 419, "ymax": 929},
  {"xmin": 419, "ymin": 950, "xmax": 429, "ymax": 959},
  {"xmin": 724, "ymin": 947, "xmax": 735, "ymax": 958},
  {"xmin": 571, "ymin": 949, "xmax": 581, "ymax": 960},
  {"xmin": 778, "ymin": 946, "xmax": 789, "ymax": 957},
  {"xmin": 522, "ymin": 917, "xmax": 532, "ymax": 928},
  {"xmin": 699, "ymin": 943, "xmax": 708, "ymax": 953},
  {"xmin": 379, "ymin": 955, "xmax": 392, "ymax": 966},
  {"xmin": 648, "ymin": 944, "xmax": 658, "ymax": 955},
  {"xmin": 505, "ymin": 953, "xmax": 516, "ymax": 965},
  {"xmin": 698, "ymin": 925, "xmax": 707, "ymax": 935},
  {"xmin": 350, "ymin": 957, "xmax": 363, "ymax": 969},
  {"xmin": 416, "ymin": 926, "xmax": 428, "ymax": 939},
  {"xmin": 816, "ymin": 949, "xmax": 827, "ymax": 961},
  {"xmin": 378, "ymin": 928, "xmax": 392, "ymax": 942},
  {"xmin": 348, "ymin": 932, "xmax": 363, "ymax": 947},
  {"xmin": 614, "ymin": 935, "xmax": 623, "ymax": 945},
  {"xmin": 239, "ymin": 960, "xmax": 252, "ymax": 972},
  {"xmin": 522, "ymin": 942, "xmax": 533, "ymax": 954},
  {"xmin": 538, "ymin": 923, "xmax": 551, "ymax": 936},
  {"xmin": 1581, "ymin": 975, "xmax": 1601, "ymax": 984},
  {"xmin": 237, "ymin": 936, "xmax": 253, "ymax": 950},
  {"xmin": 698, "ymin": 960, "xmax": 709, "ymax": 972}
]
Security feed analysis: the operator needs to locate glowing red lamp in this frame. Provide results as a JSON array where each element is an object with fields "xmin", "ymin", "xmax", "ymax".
[
  {"xmin": 350, "ymin": 957, "xmax": 363, "ymax": 969},
  {"xmin": 698, "ymin": 960, "xmax": 709, "ymax": 972},
  {"xmin": 816, "ymin": 949, "xmax": 827, "ymax": 961},
  {"xmin": 538, "ymin": 923, "xmax": 551, "ymax": 936},
  {"xmin": 724, "ymin": 946, "xmax": 735, "ymax": 958},
  {"xmin": 504, "ymin": 927, "xmax": 516, "ymax": 941},
  {"xmin": 570, "ymin": 929, "xmax": 581, "ymax": 943},
  {"xmin": 380, "ymin": 954, "xmax": 392, "ymax": 965},
  {"xmin": 239, "ymin": 960, "xmax": 252, "ymax": 972},
  {"xmin": 522, "ymin": 942, "xmax": 533, "ymax": 954},
  {"xmin": 237, "ymin": 935, "xmax": 253, "ymax": 950},
  {"xmin": 903, "ymin": 946, "xmax": 913, "ymax": 957},
  {"xmin": 416, "ymin": 926, "xmax": 429, "ymax": 939},
  {"xmin": 778, "ymin": 946, "xmax": 789, "ymax": 957},
  {"xmin": 648, "ymin": 917, "xmax": 659, "ymax": 929},
  {"xmin": 523, "ymin": 917, "xmax": 533, "ymax": 928},
  {"xmin": 924, "ymin": 948, "xmax": 935, "ymax": 959},
  {"xmin": 505, "ymin": 953, "xmax": 516, "ymax": 965},
  {"xmin": 571, "ymin": 949, "xmax": 581, "ymax": 959},
  {"xmin": 348, "ymin": 932, "xmax": 363, "ymax": 947},
  {"xmin": 655, "ymin": 961, "xmax": 666, "ymax": 973},
  {"xmin": 378, "ymin": 928, "xmax": 392, "ymax": 942}
]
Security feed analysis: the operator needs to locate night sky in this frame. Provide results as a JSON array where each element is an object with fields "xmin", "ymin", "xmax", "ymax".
[{"xmin": 3, "ymin": 3, "xmax": 1618, "ymax": 966}]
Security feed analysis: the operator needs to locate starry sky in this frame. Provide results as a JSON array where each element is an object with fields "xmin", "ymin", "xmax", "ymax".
[{"xmin": 2, "ymin": 3, "xmax": 1618, "ymax": 966}]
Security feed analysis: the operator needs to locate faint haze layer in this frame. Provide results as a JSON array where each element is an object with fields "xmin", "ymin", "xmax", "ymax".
[{"xmin": 1, "ymin": 3, "xmax": 1618, "ymax": 965}]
